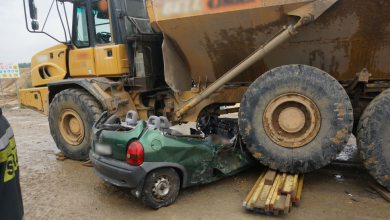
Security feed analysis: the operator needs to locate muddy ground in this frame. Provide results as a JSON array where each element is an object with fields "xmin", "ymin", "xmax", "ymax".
[{"xmin": 4, "ymin": 108, "xmax": 390, "ymax": 220}]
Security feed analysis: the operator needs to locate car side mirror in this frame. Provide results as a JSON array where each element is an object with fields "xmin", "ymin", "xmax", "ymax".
[
  {"xmin": 31, "ymin": 20, "xmax": 39, "ymax": 31},
  {"xmin": 29, "ymin": 0, "xmax": 38, "ymax": 20}
]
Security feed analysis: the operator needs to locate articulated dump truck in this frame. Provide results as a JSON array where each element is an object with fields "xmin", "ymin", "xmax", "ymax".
[{"xmin": 21, "ymin": 0, "xmax": 390, "ymax": 189}]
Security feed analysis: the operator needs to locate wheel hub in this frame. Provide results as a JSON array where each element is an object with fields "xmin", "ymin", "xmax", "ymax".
[
  {"xmin": 152, "ymin": 176, "xmax": 171, "ymax": 200},
  {"xmin": 59, "ymin": 109, "xmax": 85, "ymax": 146},
  {"xmin": 263, "ymin": 93, "xmax": 321, "ymax": 148},
  {"xmin": 69, "ymin": 118, "xmax": 81, "ymax": 134},
  {"xmin": 278, "ymin": 107, "xmax": 306, "ymax": 133}
]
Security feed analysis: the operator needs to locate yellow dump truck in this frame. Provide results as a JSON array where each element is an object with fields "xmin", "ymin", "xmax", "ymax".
[{"xmin": 21, "ymin": 0, "xmax": 390, "ymax": 190}]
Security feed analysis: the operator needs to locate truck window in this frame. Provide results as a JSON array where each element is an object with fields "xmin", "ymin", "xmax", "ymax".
[
  {"xmin": 72, "ymin": 3, "xmax": 90, "ymax": 48},
  {"xmin": 121, "ymin": 0, "xmax": 154, "ymax": 35},
  {"xmin": 92, "ymin": 1, "xmax": 112, "ymax": 45}
]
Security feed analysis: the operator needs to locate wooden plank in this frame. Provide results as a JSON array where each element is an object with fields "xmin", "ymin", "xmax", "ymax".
[
  {"xmin": 254, "ymin": 185, "xmax": 272, "ymax": 209},
  {"xmin": 243, "ymin": 169, "xmax": 267, "ymax": 208},
  {"xmin": 55, "ymin": 152, "xmax": 65, "ymax": 157},
  {"xmin": 271, "ymin": 173, "xmax": 285, "ymax": 209},
  {"xmin": 294, "ymin": 174, "xmax": 305, "ymax": 204},
  {"xmin": 282, "ymin": 175, "xmax": 295, "ymax": 194},
  {"xmin": 278, "ymin": 173, "xmax": 287, "ymax": 194},
  {"xmin": 291, "ymin": 174, "xmax": 299, "ymax": 199},
  {"xmin": 265, "ymin": 174, "xmax": 281, "ymax": 212},
  {"xmin": 249, "ymin": 173, "xmax": 267, "ymax": 209},
  {"xmin": 264, "ymin": 169, "xmax": 277, "ymax": 185},
  {"xmin": 56, "ymin": 156, "xmax": 66, "ymax": 161},
  {"xmin": 369, "ymin": 181, "xmax": 390, "ymax": 203},
  {"xmin": 284, "ymin": 194, "xmax": 291, "ymax": 214},
  {"xmin": 274, "ymin": 195, "xmax": 287, "ymax": 210}
]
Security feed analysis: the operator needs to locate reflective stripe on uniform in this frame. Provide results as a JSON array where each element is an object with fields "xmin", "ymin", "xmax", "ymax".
[
  {"xmin": 0, "ymin": 127, "xmax": 14, "ymax": 151},
  {"xmin": 0, "ymin": 137, "xmax": 16, "ymax": 163}
]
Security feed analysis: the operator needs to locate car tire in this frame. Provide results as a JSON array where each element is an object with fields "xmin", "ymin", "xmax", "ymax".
[
  {"xmin": 49, "ymin": 88, "xmax": 102, "ymax": 160},
  {"xmin": 142, "ymin": 168, "xmax": 180, "ymax": 209},
  {"xmin": 239, "ymin": 65, "xmax": 353, "ymax": 173}
]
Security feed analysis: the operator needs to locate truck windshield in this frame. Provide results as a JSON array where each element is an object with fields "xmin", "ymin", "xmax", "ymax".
[{"xmin": 118, "ymin": 0, "xmax": 154, "ymax": 35}]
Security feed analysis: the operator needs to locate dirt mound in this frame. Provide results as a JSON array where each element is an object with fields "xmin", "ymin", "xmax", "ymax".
[{"xmin": 0, "ymin": 68, "xmax": 31, "ymax": 107}]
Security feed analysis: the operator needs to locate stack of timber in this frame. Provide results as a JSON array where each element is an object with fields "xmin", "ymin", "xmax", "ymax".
[{"xmin": 243, "ymin": 169, "xmax": 304, "ymax": 216}]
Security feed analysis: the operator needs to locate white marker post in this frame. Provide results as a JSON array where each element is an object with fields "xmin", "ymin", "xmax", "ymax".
[{"xmin": 0, "ymin": 62, "xmax": 21, "ymax": 108}]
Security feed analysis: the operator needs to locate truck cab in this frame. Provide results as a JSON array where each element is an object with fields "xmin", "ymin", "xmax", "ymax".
[
  {"xmin": 20, "ymin": 0, "xmax": 168, "ymax": 160},
  {"xmin": 23, "ymin": 0, "xmax": 166, "ymax": 102}
]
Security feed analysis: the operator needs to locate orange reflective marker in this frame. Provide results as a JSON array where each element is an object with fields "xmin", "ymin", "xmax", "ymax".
[{"xmin": 99, "ymin": 0, "xmax": 108, "ymax": 12}]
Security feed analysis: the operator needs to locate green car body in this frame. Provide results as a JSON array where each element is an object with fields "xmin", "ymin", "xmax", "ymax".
[{"xmin": 90, "ymin": 112, "xmax": 255, "ymax": 206}]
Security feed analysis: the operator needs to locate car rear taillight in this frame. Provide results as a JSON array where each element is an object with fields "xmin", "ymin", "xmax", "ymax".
[{"xmin": 126, "ymin": 141, "xmax": 144, "ymax": 165}]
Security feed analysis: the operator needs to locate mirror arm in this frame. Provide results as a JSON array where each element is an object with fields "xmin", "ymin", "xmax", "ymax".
[
  {"xmin": 56, "ymin": 0, "xmax": 68, "ymax": 42},
  {"xmin": 23, "ymin": 0, "xmax": 64, "ymax": 44},
  {"xmin": 62, "ymin": 2, "xmax": 73, "ymax": 43}
]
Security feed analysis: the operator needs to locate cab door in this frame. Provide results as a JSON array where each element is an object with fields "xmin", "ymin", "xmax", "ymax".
[
  {"xmin": 91, "ymin": 0, "xmax": 121, "ymax": 76},
  {"xmin": 69, "ymin": 1, "xmax": 96, "ymax": 77}
]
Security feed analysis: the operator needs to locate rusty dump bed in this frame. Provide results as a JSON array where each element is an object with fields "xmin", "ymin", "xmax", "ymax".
[{"xmin": 148, "ymin": 0, "xmax": 390, "ymax": 84}]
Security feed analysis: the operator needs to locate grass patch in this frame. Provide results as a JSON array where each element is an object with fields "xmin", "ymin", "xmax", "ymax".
[{"xmin": 25, "ymin": 80, "xmax": 33, "ymax": 89}]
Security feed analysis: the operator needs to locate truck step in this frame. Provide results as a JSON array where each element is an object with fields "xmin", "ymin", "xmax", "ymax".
[{"xmin": 243, "ymin": 168, "xmax": 304, "ymax": 216}]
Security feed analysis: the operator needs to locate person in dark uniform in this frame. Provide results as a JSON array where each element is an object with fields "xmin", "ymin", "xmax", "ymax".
[{"xmin": 0, "ymin": 108, "xmax": 24, "ymax": 220}]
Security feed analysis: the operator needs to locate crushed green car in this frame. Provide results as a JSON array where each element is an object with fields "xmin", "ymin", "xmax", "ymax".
[{"xmin": 90, "ymin": 111, "xmax": 255, "ymax": 209}]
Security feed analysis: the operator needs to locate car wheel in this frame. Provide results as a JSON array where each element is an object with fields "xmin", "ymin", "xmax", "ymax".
[{"xmin": 142, "ymin": 168, "xmax": 180, "ymax": 209}]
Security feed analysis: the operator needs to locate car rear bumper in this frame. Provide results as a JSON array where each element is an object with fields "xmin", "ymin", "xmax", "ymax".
[{"xmin": 89, "ymin": 150, "xmax": 147, "ymax": 191}]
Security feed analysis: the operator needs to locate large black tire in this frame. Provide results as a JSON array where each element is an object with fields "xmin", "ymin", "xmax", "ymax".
[
  {"xmin": 142, "ymin": 168, "xmax": 180, "ymax": 209},
  {"xmin": 49, "ymin": 88, "xmax": 102, "ymax": 160},
  {"xmin": 239, "ymin": 65, "xmax": 353, "ymax": 173},
  {"xmin": 358, "ymin": 89, "xmax": 390, "ymax": 190}
]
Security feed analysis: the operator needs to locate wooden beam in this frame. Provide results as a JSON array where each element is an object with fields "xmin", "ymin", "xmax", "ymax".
[
  {"xmin": 264, "ymin": 169, "xmax": 277, "ymax": 185},
  {"xmin": 243, "ymin": 169, "xmax": 267, "ymax": 208},
  {"xmin": 369, "ymin": 181, "xmax": 390, "ymax": 203},
  {"xmin": 294, "ymin": 174, "xmax": 305, "ymax": 204}
]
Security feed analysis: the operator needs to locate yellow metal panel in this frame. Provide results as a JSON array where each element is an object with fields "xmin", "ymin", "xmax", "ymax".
[
  {"xmin": 95, "ymin": 44, "xmax": 129, "ymax": 76},
  {"xmin": 118, "ymin": 44, "xmax": 130, "ymax": 73},
  {"xmin": 146, "ymin": 0, "xmax": 162, "ymax": 33},
  {"xmin": 19, "ymin": 87, "xmax": 49, "ymax": 115},
  {"xmin": 149, "ymin": 0, "xmax": 390, "ymax": 83},
  {"xmin": 69, "ymin": 47, "xmax": 96, "ymax": 77},
  {"xmin": 31, "ymin": 44, "xmax": 68, "ymax": 87}
]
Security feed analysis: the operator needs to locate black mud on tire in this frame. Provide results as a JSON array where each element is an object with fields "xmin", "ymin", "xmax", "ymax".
[
  {"xmin": 142, "ymin": 168, "xmax": 180, "ymax": 209},
  {"xmin": 49, "ymin": 88, "xmax": 102, "ymax": 160},
  {"xmin": 358, "ymin": 89, "xmax": 390, "ymax": 190},
  {"xmin": 239, "ymin": 65, "xmax": 353, "ymax": 173}
]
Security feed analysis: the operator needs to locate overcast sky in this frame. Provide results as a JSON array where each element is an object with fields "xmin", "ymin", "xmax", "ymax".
[{"xmin": 0, "ymin": 0, "xmax": 73, "ymax": 63}]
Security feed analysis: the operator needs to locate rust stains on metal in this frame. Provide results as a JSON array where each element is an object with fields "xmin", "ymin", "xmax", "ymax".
[
  {"xmin": 153, "ymin": 0, "xmax": 390, "ymax": 85},
  {"xmin": 263, "ymin": 93, "xmax": 321, "ymax": 148}
]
